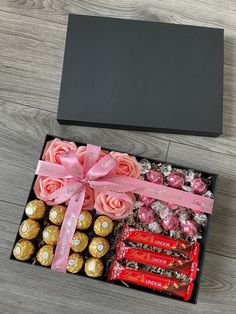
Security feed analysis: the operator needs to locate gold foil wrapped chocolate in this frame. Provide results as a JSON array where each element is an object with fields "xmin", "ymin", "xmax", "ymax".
[
  {"xmin": 66, "ymin": 253, "xmax": 84, "ymax": 273},
  {"xmin": 76, "ymin": 210, "xmax": 92, "ymax": 230},
  {"xmin": 13, "ymin": 239, "xmax": 35, "ymax": 261},
  {"xmin": 25, "ymin": 199, "xmax": 46, "ymax": 220},
  {"xmin": 36, "ymin": 245, "xmax": 54, "ymax": 266},
  {"xmin": 84, "ymin": 257, "xmax": 104, "ymax": 277},
  {"xmin": 71, "ymin": 232, "xmax": 89, "ymax": 253},
  {"xmin": 93, "ymin": 216, "xmax": 114, "ymax": 237},
  {"xmin": 88, "ymin": 237, "xmax": 109, "ymax": 258},
  {"xmin": 42, "ymin": 225, "xmax": 60, "ymax": 246},
  {"xmin": 49, "ymin": 205, "xmax": 66, "ymax": 225},
  {"xmin": 19, "ymin": 218, "xmax": 40, "ymax": 240}
]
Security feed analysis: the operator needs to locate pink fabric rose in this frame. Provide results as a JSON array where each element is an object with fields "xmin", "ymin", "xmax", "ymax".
[
  {"xmin": 94, "ymin": 192, "xmax": 135, "ymax": 220},
  {"xmin": 42, "ymin": 138, "xmax": 77, "ymax": 164},
  {"xmin": 76, "ymin": 146, "xmax": 108, "ymax": 165},
  {"xmin": 110, "ymin": 152, "xmax": 141, "ymax": 178},
  {"xmin": 34, "ymin": 176, "xmax": 68, "ymax": 206}
]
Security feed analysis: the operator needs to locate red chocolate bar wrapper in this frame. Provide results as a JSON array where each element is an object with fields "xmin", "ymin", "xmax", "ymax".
[
  {"xmin": 120, "ymin": 225, "xmax": 199, "ymax": 261},
  {"xmin": 115, "ymin": 242, "xmax": 198, "ymax": 280},
  {"xmin": 108, "ymin": 261, "xmax": 194, "ymax": 301}
]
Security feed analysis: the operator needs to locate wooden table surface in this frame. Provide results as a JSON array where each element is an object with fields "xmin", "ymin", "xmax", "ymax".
[{"xmin": 0, "ymin": 1, "xmax": 236, "ymax": 313}]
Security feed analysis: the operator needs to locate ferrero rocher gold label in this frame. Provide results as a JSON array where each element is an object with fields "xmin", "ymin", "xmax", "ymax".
[
  {"xmin": 76, "ymin": 210, "xmax": 92, "ymax": 230},
  {"xmin": 88, "ymin": 237, "xmax": 110, "ymax": 258},
  {"xmin": 93, "ymin": 216, "xmax": 114, "ymax": 237},
  {"xmin": 19, "ymin": 219, "xmax": 40, "ymax": 240},
  {"xmin": 42, "ymin": 225, "xmax": 60, "ymax": 246},
  {"xmin": 66, "ymin": 253, "xmax": 84, "ymax": 273},
  {"xmin": 84, "ymin": 257, "xmax": 104, "ymax": 277},
  {"xmin": 13, "ymin": 239, "xmax": 34, "ymax": 261},
  {"xmin": 49, "ymin": 205, "xmax": 66, "ymax": 225},
  {"xmin": 36, "ymin": 245, "xmax": 54, "ymax": 266},
  {"xmin": 71, "ymin": 232, "xmax": 88, "ymax": 252},
  {"xmin": 25, "ymin": 199, "xmax": 46, "ymax": 220}
]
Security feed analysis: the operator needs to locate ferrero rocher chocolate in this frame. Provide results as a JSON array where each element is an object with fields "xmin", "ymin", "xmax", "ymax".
[
  {"xmin": 49, "ymin": 205, "xmax": 66, "ymax": 225},
  {"xmin": 84, "ymin": 257, "xmax": 104, "ymax": 277},
  {"xmin": 19, "ymin": 218, "xmax": 41, "ymax": 240},
  {"xmin": 93, "ymin": 216, "xmax": 114, "ymax": 237},
  {"xmin": 88, "ymin": 237, "xmax": 110, "ymax": 258},
  {"xmin": 36, "ymin": 245, "xmax": 54, "ymax": 266},
  {"xmin": 42, "ymin": 225, "xmax": 60, "ymax": 246},
  {"xmin": 76, "ymin": 210, "xmax": 93, "ymax": 230},
  {"xmin": 13, "ymin": 239, "xmax": 35, "ymax": 261},
  {"xmin": 25, "ymin": 199, "xmax": 46, "ymax": 220},
  {"xmin": 71, "ymin": 232, "xmax": 89, "ymax": 253},
  {"xmin": 66, "ymin": 253, "xmax": 84, "ymax": 273}
]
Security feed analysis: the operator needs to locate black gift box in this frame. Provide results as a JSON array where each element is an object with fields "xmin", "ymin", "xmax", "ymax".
[
  {"xmin": 57, "ymin": 14, "xmax": 224, "ymax": 137},
  {"xmin": 11, "ymin": 135, "xmax": 217, "ymax": 304}
]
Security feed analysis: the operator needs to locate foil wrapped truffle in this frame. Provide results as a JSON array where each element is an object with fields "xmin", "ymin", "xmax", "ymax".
[
  {"xmin": 84, "ymin": 257, "xmax": 104, "ymax": 277},
  {"xmin": 49, "ymin": 205, "xmax": 66, "ymax": 225},
  {"xmin": 67, "ymin": 253, "xmax": 84, "ymax": 273},
  {"xmin": 167, "ymin": 172, "xmax": 185, "ymax": 189},
  {"xmin": 162, "ymin": 214, "xmax": 179, "ymax": 231},
  {"xmin": 146, "ymin": 170, "xmax": 164, "ymax": 184},
  {"xmin": 19, "ymin": 218, "xmax": 41, "ymax": 240},
  {"xmin": 42, "ymin": 225, "xmax": 60, "ymax": 246},
  {"xmin": 25, "ymin": 199, "xmax": 46, "ymax": 220},
  {"xmin": 138, "ymin": 206, "xmax": 155, "ymax": 224},
  {"xmin": 71, "ymin": 232, "xmax": 89, "ymax": 253},
  {"xmin": 36, "ymin": 245, "xmax": 54, "ymax": 266},
  {"xmin": 88, "ymin": 237, "xmax": 110, "ymax": 258},
  {"xmin": 13, "ymin": 239, "xmax": 35, "ymax": 261},
  {"xmin": 76, "ymin": 210, "xmax": 93, "ymax": 230},
  {"xmin": 93, "ymin": 216, "xmax": 114, "ymax": 237}
]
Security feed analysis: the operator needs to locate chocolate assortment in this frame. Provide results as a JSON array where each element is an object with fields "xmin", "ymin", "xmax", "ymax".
[
  {"xmin": 11, "ymin": 136, "xmax": 217, "ymax": 303},
  {"xmin": 14, "ymin": 198, "xmax": 114, "ymax": 279}
]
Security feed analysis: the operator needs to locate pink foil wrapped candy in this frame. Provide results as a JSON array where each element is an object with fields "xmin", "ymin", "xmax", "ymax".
[
  {"xmin": 190, "ymin": 178, "xmax": 207, "ymax": 195},
  {"xmin": 181, "ymin": 220, "xmax": 198, "ymax": 237},
  {"xmin": 139, "ymin": 195, "xmax": 156, "ymax": 206},
  {"xmin": 138, "ymin": 206, "xmax": 155, "ymax": 224},
  {"xmin": 167, "ymin": 172, "xmax": 185, "ymax": 189},
  {"xmin": 162, "ymin": 213, "xmax": 179, "ymax": 231},
  {"xmin": 165, "ymin": 202, "xmax": 180, "ymax": 211},
  {"xmin": 146, "ymin": 170, "xmax": 164, "ymax": 185}
]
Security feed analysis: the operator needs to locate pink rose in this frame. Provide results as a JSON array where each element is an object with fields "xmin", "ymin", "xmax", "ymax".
[
  {"xmin": 42, "ymin": 138, "xmax": 77, "ymax": 164},
  {"xmin": 94, "ymin": 192, "xmax": 135, "ymax": 220},
  {"xmin": 83, "ymin": 185, "xmax": 95, "ymax": 209},
  {"xmin": 34, "ymin": 176, "xmax": 68, "ymax": 206},
  {"xmin": 76, "ymin": 146, "xmax": 108, "ymax": 165},
  {"xmin": 110, "ymin": 152, "xmax": 141, "ymax": 178}
]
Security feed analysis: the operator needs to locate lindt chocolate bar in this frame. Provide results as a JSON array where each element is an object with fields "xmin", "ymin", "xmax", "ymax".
[
  {"xmin": 120, "ymin": 225, "xmax": 199, "ymax": 261},
  {"xmin": 108, "ymin": 261, "xmax": 194, "ymax": 301},
  {"xmin": 115, "ymin": 242, "xmax": 198, "ymax": 280}
]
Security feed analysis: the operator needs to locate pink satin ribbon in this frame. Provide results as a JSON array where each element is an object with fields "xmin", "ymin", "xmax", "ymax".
[{"xmin": 35, "ymin": 144, "xmax": 214, "ymax": 272}]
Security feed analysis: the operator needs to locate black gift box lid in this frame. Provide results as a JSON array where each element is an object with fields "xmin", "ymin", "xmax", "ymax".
[{"xmin": 57, "ymin": 14, "xmax": 224, "ymax": 137}]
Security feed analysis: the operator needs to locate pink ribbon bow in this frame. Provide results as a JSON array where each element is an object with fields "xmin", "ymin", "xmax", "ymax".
[{"xmin": 36, "ymin": 144, "xmax": 214, "ymax": 272}]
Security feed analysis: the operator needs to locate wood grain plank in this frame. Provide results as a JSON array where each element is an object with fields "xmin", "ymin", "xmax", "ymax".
[
  {"xmin": 166, "ymin": 142, "xmax": 236, "ymax": 259},
  {"xmin": 0, "ymin": 100, "xmax": 169, "ymax": 205},
  {"xmin": 1, "ymin": 199, "xmax": 236, "ymax": 314}
]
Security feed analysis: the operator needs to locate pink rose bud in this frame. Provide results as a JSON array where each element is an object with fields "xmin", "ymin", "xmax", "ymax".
[
  {"xmin": 138, "ymin": 207, "xmax": 155, "ymax": 224},
  {"xmin": 167, "ymin": 172, "xmax": 185, "ymax": 189},
  {"xmin": 146, "ymin": 170, "xmax": 164, "ymax": 184},
  {"xmin": 165, "ymin": 202, "xmax": 180, "ymax": 211},
  {"xmin": 190, "ymin": 178, "xmax": 207, "ymax": 195},
  {"xmin": 181, "ymin": 220, "xmax": 198, "ymax": 237},
  {"xmin": 162, "ymin": 214, "xmax": 179, "ymax": 231},
  {"xmin": 139, "ymin": 195, "xmax": 156, "ymax": 206}
]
